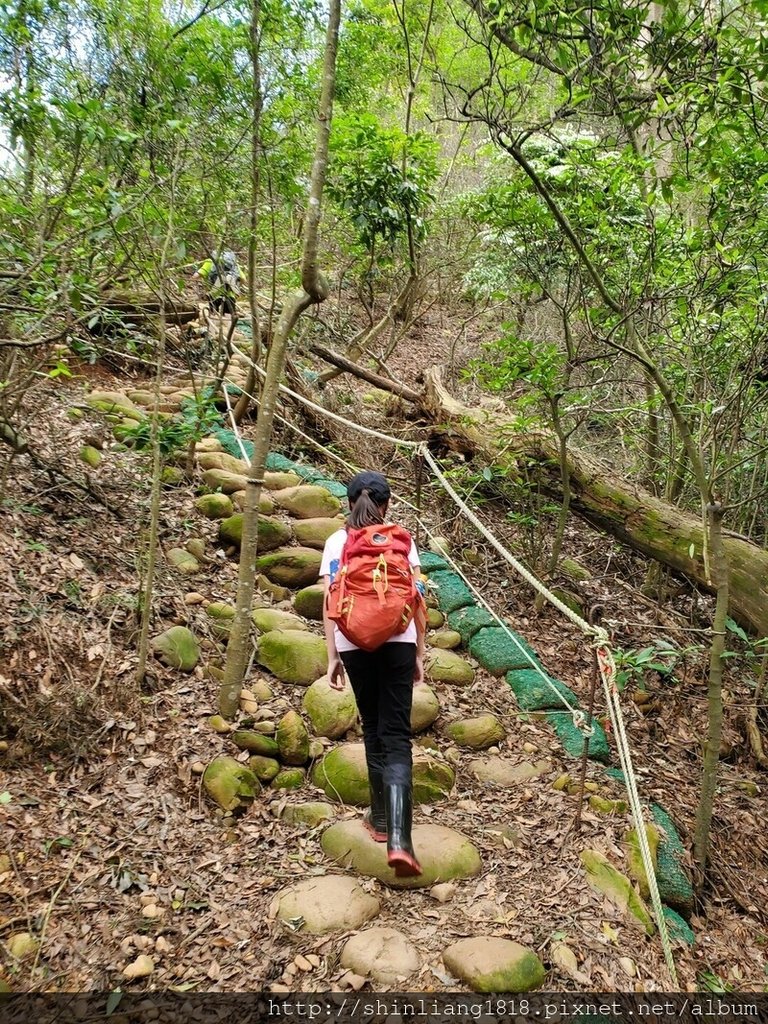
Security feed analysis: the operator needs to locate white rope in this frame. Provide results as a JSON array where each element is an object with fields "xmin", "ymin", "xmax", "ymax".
[
  {"xmin": 218, "ymin": 354, "xmax": 679, "ymax": 987},
  {"xmin": 221, "ymin": 382, "xmax": 251, "ymax": 463},
  {"xmin": 413, "ymin": 513, "xmax": 591, "ymax": 731},
  {"xmin": 223, "ymin": 376, "xmax": 361, "ymax": 476},
  {"xmin": 229, "ymin": 341, "xmax": 422, "ymax": 450}
]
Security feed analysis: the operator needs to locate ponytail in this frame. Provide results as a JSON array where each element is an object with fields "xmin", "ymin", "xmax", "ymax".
[{"xmin": 348, "ymin": 488, "xmax": 387, "ymax": 528}]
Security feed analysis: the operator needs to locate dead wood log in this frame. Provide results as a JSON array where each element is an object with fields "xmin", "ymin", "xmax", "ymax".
[
  {"xmin": 420, "ymin": 366, "xmax": 768, "ymax": 637},
  {"xmin": 309, "ymin": 342, "xmax": 420, "ymax": 402}
]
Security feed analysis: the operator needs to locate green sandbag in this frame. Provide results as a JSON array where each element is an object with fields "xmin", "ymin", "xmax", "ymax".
[
  {"xmin": 313, "ymin": 478, "xmax": 347, "ymax": 499},
  {"xmin": 428, "ymin": 570, "xmax": 475, "ymax": 614},
  {"xmin": 650, "ymin": 803, "xmax": 694, "ymax": 916},
  {"xmin": 663, "ymin": 906, "xmax": 695, "ymax": 945},
  {"xmin": 419, "ymin": 551, "xmax": 450, "ymax": 573},
  {"xmin": 469, "ymin": 626, "xmax": 540, "ymax": 676},
  {"xmin": 506, "ymin": 668, "xmax": 579, "ymax": 711},
  {"xmin": 546, "ymin": 711, "xmax": 610, "ymax": 763},
  {"xmin": 447, "ymin": 606, "xmax": 496, "ymax": 645},
  {"xmin": 603, "ymin": 767, "xmax": 626, "ymax": 784},
  {"xmin": 265, "ymin": 452, "xmax": 300, "ymax": 473},
  {"xmin": 215, "ymin": 427, "xmax": 253, "ymax": 460}
]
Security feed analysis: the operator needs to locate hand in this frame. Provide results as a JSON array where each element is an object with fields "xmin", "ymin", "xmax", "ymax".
[
  {"xmin": 413, "ymin": 655, "xmax": 424, "ymax": 688},
  {"xmin": 328, "ymin": 655, "xmax": 346, "ymax": 691}
]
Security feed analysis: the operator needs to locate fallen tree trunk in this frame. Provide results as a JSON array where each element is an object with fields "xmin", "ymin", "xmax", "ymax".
[
  {"xmin": 421, "ymin": 366, "xmax": 768, "ymax": 637},
  {"xmin": 309, "ymin": 342, "xmax": 420, "ymax": 402}
]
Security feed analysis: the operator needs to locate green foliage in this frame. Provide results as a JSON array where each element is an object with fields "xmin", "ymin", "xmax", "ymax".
[
  {"xmin": 613, "ymin": 639, "xmax": 694, "ymax": 692},
  {"xmin": 121, "ymin": 388, "xmax": 222, "ymax": 456},
  {"xmin": 328, "ymin": 112, "xmax": 438, "ymax": 251}
]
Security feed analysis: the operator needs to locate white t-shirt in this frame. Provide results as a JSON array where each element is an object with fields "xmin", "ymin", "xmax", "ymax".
[{"xmin": 319, "ymin": 527, "xmax": 420, "ymax": 653}]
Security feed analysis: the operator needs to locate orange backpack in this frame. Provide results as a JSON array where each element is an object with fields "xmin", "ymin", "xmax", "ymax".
[{"xmin": 326, "ymin": 524, "xmax": 425, "ymax": 651}]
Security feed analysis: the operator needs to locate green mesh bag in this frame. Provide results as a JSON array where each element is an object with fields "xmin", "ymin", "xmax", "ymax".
[
  {"xmin": 214, "ymin": 427, "xmax": 253, "ymax": 460},
  {"xmin": 546, "ymin": 710, "xmax": 610, "ymax": 763},
  {"xmin": 419, "ymin": 551, "xmax": 450, "ymax": 573},
  {"xmin": 650, "ymin": 803, "xmax": 694, "ymax": 916},
  {"xmin": 447, "ymin": 605, "xmax": 496, "ymax": 645},
  {"xmin": 468, "ymin": 626, "xmax": 540, "ymax": 676},
  {"xmin": 313, "ymin": 477, "xmax": 348, "ymax": 499},
  {"xmin": 265, "ymin": 452, "xmax": 298, "ymax": 473},
  {"xmin": 506, "ymin": 668, "xmax": 579, "ymax": 711},
  {"xmin": 428, "ymin": 570, "xmax": 475, "ymax": 614},
  {"xmin": 663, "ymin": 906, "xmax": 695, "ymax": 945}
]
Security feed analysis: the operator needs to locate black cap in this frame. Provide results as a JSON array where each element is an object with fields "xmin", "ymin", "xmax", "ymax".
[{"xmin": 347, "ymin": 471, "xmax": 390, "ymax": 505}]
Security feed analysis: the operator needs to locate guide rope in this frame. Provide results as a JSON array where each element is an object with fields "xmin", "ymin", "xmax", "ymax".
[{"xmin": 222, "ymin": 348, "xmax": 679, "ymax": 986}]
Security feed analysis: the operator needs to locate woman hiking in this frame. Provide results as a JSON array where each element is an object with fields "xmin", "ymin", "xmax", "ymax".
[{"xmin": 320, "ymin": 471, "xmax": 426, "ymax": 877}]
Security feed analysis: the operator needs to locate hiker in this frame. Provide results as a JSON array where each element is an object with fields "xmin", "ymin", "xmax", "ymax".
[
  {"xmin": 193, "ymin": 249, "xmax": 244, "ymax": 314},
  {"xmin": 321, "ymin": 471, "xmax": 427, "ymax": 877}
]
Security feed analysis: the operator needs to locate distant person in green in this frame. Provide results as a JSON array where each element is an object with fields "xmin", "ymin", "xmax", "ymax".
[{"xmin": 193, "ymin": 250, "xmax": 245, "ymax": 315}]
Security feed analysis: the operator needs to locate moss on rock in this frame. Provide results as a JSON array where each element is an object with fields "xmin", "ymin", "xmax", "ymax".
[{"xmin": 257, "ymin": 629, "xmax": 328, "ymax": 685}]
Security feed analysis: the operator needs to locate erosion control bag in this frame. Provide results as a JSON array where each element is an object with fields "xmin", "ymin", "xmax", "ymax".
[{"xmin": 326, "ymin": 525, "xmax": 424, "ymax": 651}]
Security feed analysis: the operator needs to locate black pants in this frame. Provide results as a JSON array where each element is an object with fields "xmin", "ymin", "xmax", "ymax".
[{"xmin": 340, "ymin": 642, "xmax": 416, "ymax": 787}]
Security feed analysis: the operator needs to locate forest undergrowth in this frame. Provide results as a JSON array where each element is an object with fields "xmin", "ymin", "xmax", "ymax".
[{"xmin": 1, "ymin": 302, "xmax": 767, "ymax": 994}]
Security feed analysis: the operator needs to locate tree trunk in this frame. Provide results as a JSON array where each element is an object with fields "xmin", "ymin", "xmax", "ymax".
[
  {"xmin": 219, "ymin": 0, "xmax": 341, "ymax": 717},
  {"xmin": 694, "ymin": 503, "xmax": 728, "ymax": 875},
  {"xmin": 421, "ymin": 366, "xmax": 768, "ymax": 636}
]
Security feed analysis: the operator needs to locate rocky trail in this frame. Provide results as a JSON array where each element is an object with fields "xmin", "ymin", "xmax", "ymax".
[{"xmin": 1, "ymin": 346, "xmax": 767, "ymax": 995}]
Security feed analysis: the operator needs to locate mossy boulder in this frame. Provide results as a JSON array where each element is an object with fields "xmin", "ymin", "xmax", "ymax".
[
  {"xmin": 322, "ymin": 820, "xmax": 481, "ymax": 890},
  {"xmin": 428, "ymin": 570, "xmax": 475, "ymax": 614},
  {"xmin": 470, "ymin": 757, "xmax": 549, "ymax": 787},
  {"xmin": 311, "ymin": 743, "xmax": 370, "ymax": 805},
  {"xmin": 580, "ymin": 849, "xmax": 655, "ymax": 934},
  {"xmin": 252, "ymin": 607, "xmax": 308, "ymax": 633},
  {"xmin": 546, "ymin": 712, "xmax": 610, "ymax": 763},
  {"xmin": 303, "ymin": 676, "xmax": 358, "ymax": 739},
  {"xmin": 87, "ymin": 390, "xmax": 144, "ymax": 421},
  {"xmin": 195, "ymin": 493, "xmax": 234, "ymax": 520},
  {"xmin": 257, "ymin": 574, "xmax": 292, "ymax": 602},
  {"xmin": 561, "ymin": 557, "xmax": 591, "ymax": 582},
  {"xmin": 167, "ymin": 548, "xmax": 199, "ymax": 574},
  {"xmin": 469, "ymin": 626, "xmax": 540, "ymax": 676},
  {"xmin": 257, "ymin": 629, "xmax": 328, "ymax": 685},
  {"xmin": 234, "ymin": 732, "xmax": 279, "ymax": 756},
  {"xmin": 264, "ymin": 470, "xmax": 302, "ymax": 490},
  {"xmin": 506, "ymin": 669, "xmax": 579, "ymax": 711},
  {"xmin": 340, "ymin": 928, "xmax": 420, "ymax": 984},
  {"xmin": 218, "ymin": 514, "xmax": 292, "ymax": 552},
  {"xmin": 281, "ymin": 802, "xmax": 335, "ymax": 827},
  {"xmin": 203, "ymin": 756, "xmax": 260, "ymax": 813},
  {"xmin": 411, "ymin": 684, "xmax": 439, "ymax": 733},
  {"xmin": 276, "ymin": 710, "xmax": 310, "ymax": 765},
  {"xmin": 428, "ymin": 630, "xmax": 462, "ymax": 650},
  {"xmin": 255, "ymin": 547, "xmax": 323, "ymax": 589},
  {"xmin": 443, "ymin": 938, "xmax": 546, "ymax": 993},
  {"xmin": 293, "ymin": 518, "xmax": 342, "ymax": 550},
  {"xmin": 413, "ymin": 751, "xmax": 455, "ymax": 802},
  {"xmin": 272, "ymin": 485, "xmax": 341, "ymax": 519},
  {"xmin": 294, "ymin": 584, "xmax": 325, "ymax": 621},
  {"xmin": 151, "ymin": 626, "xmax": 200, "ymax": 671},
  {"xmin": 427, "ymin": 608, "xmax": 445, "ymax": 629},
  {"xmin": 447, "ymin": 606, "xmax": 497, "ymax": 645},
  {"xmin": 273, "ymin": 876, "xmax": 379, "ymax": 934},
  {"xmin": 197, "ymin": 451, "xmax": 250, "ymax": 475},
  {"xmin": 249, "ymin": 756, "xmax": 281, "ymax": 782},
  {"xmin": 625, "ymin": 824, "xmax": 661, "ymax": 898},
  {"xmin": 201, "ymin": 468, "xmax": 249, "ymax": 493},
  {"xmin": 445, "ymin": 714, "xmax": 506, "ymax": 750},
  {"xmin": 426, "ymin": 650, "xmax": 475, "ymax": 687},
  {"xmin": 271, "ymin": 768, "xmax": 306, "ymax": 790},
  {"xmin": 80, "ymin": 445, "xmax": 102, "ymax": 468}
]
